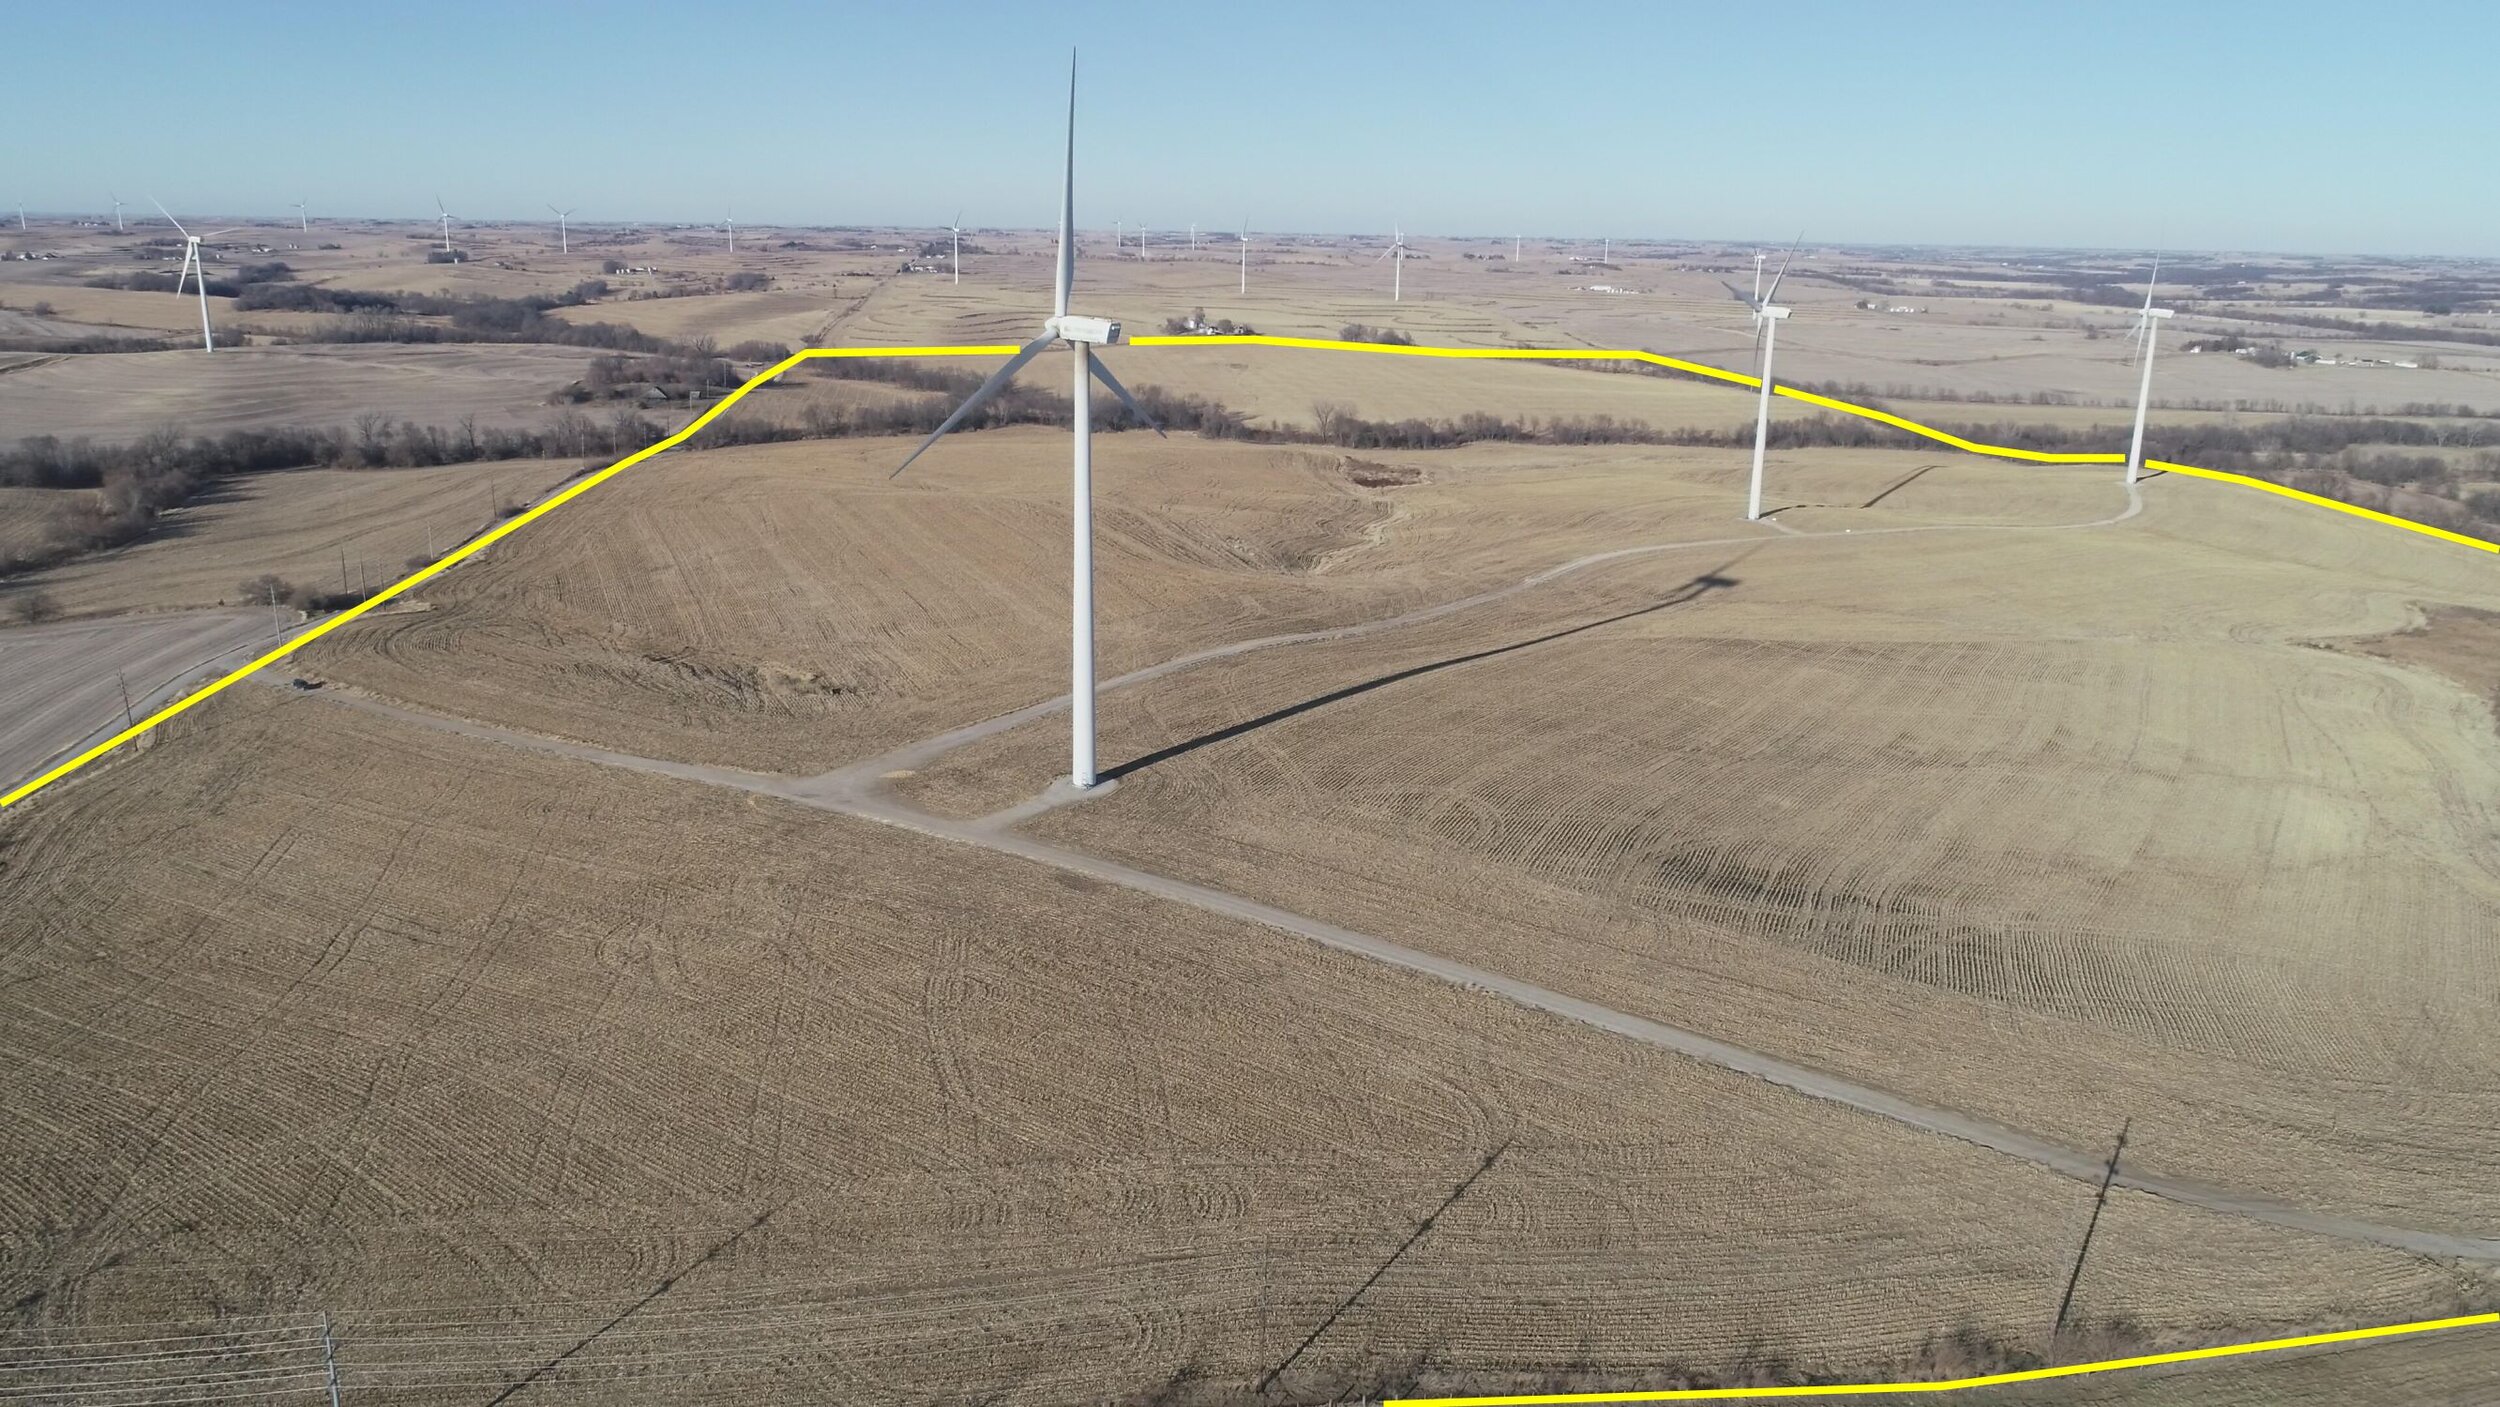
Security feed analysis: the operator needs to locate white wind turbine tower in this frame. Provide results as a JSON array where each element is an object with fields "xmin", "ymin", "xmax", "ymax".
[
  {"xmin": 1238, "ymin": 219, "xmax": 1251, "ymax": 295},
  {"xmin": 433, "ymin": 196, "xmax": 455, "ymax": 253},
  {"xmin": 292, "ymin": 199, "xmax": 308, "ymax": 232},
  {"xmin": 1753, "ymin": 250, "xmax": 1766, "ymax": 302},
  {"xmin": 1723, "ymin": 235, "xmax": 1801, "ymax": 520},
  {"xmin": 2123, "ymin": 258, "xmax": 2174, "ymax": 486},
  {"xmin": 1189, "ymin": 221, "xmax": 1197, "ymax": 252},
  {"xmin": 110, "ymin": 193, "xmax": 125, "ymax": 233},
  {"xmin": 891, "ymin": 53, "xmax": 1163, "ymax": 792},
  {"xmin": 153, "ymin": 199, "xmax": 237, "ymax": 352},
  {"xmin": 948, "ymin": 211, "xmax": 964, "ymax": 284},
  {"xmin": 1514, "ymin": 233, "xmax": 1522, "ymax": 263},
  {"xmin": 548, "ymin": 204, "xmax": 576, "ymax": 253},
  {"xmin": 723, "ymin": 207, "xmax": 736, "ymax": 253},
  {"xmin": 1377, "ymin": 226, "xmax": 1410, "ymax": 301}
]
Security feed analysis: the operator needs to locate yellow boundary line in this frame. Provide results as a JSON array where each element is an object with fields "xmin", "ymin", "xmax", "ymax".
[
  {"xmin": 0, "ymin": 340, "xmax": 2494, "ymax": 1392},
  {"xmin": 1379, "ymin": 1311, "xmax": 2500, "ymax": 1405},
  {"xmin": 3, "ymin": 334, "xmax": 2490, "ymax": 818}
]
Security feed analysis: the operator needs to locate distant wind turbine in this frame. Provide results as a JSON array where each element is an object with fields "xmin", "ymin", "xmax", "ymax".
[
  {"xmin": 1724, "ymin": 234, "xmax": 1802, "ymax": 520},
  {"xmin": 1514, "ymin": 234, "xmax": 1521, "ymax": 263},
  {"xmin": 2124, "ymin": 257, "xmax": 2174, "ymax": 486},
  {"xmin": 890, "ymin": 52, "xmax": 1163, "ymax": 792},
  {"xmin": 292, "ymin": 199, "xmax": 308, "ymax": 232},
  {"xmin": 109, "ymin": 192, "xmax": 124, "ymax": 233},
  {"xmin": 15, "ymin": 204, "xmax": 23, "ymax": 233},
  {"xmin": 1238, "ymin": 220, "xmax": 1251, "ymax": 295},
  {"xmin": 1752, "ymin": 250, "xmax": 1767, "ymax": 303},
  {"xmin": 723, "ymin": 207, "xmax": 736, "ymax": 253},
  {"xmin": 153, "ymin": 198, "xmax": 236, "ymax": 352},
  {"xmin": 1376, "ymin": 226, "xmax": 1410, "ymax": 301},
  {"xmin": 1189, "ymin": 221, "xmax": 1197, "ymax": 252},
  {"xmin": 434, "ymin": 196, "xmax": 455, "ymax": 253},
  {"xmin": 949, "ymin": 211, "xmax": 964, "ymax": 284},
  {"xmin": 548, "ymin": 204, "xmax": 575, "ymax": 253}
]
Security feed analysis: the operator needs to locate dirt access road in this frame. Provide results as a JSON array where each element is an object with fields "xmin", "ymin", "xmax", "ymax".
[{"xmin": 266, "ymin": 483, "xmax": 2500, "ymax": 1267}]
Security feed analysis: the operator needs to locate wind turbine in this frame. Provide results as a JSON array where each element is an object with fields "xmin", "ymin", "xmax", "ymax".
[
  {"xmin": 890, "ymin": 52, "xmax": 1163, "ymax": 792},
  {"xmin": 948, "ymin": 211, "xmax": 964, "ymax": 284},
  {"xmin": 1601, "ymin": 235, "xmax": 1610, "ymax": 266},
  {"xmin": 1723, "ymin": 235, "xmax": 1801, "ymax": 520},
  {"xmin": 1377, "ymin": 226, "xmax": 1410, "ymax": 301},
  {"xmin": 110, "ymin": 193, "xmax": 124, "ymax": 233},
  {"xmin": 2123, "ymin": 258, "xmax": 2174, "ymax": 486},
  {"xmin": 1514, "ymin": 233, "xmax": 1522, "ymax": 263},
  {"xmin": 1189, "ymin": 221, "xmax": 1197, "ymax": 252},
  {"xmin": 15, "ymin": 204, "xmax": 23, "ymax": 233},
  {"xmin": 723, "ymin": 207, "xmax": 736, "ymax": 253},
  {"xmin": 1753, "ymin": 250, "xmax": 1766, "ymax": 302},
  {"xmin": 548, "ymin": 204, "xmax": 576, "ymax": 253},
  {"xmin": 292, "ymin": 199, "xmax": 308, "ymax": 232},
  {"xmin": 1238, "ymin": 219, "xmax": 1251, "ymax": 295},
  {"xmin": 153, "ymin": 199, "xmax": 236, "ymax": 352},
  {"xmin": 434, "ymin": 196, "xmax": 454, "ymax": 253}
]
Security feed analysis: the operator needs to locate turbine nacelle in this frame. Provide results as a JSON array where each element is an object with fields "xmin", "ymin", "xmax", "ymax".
[{"xmin": 1047, "ymin": 314, "xmax": 1121, "ymax": 346}]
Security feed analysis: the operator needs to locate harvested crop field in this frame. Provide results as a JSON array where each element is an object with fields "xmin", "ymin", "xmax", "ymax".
[
  {"xmin": 907, "ymin": 463, "xmax": 2500, "ymax": 1250},
  {"xmin": 0, "ymin": 342, "xmax": 611, "ymax": 442},
  {"xmin": 299, "ymin": 427, "xmax": 1834, "ymax": 774},
  {"xmin": 0, "ymin": 690, "xmax": 2472, "ymax": 1404},
  {"xmin": 18, "ymin": 457, "xmax": 585, "ymax": 616}
]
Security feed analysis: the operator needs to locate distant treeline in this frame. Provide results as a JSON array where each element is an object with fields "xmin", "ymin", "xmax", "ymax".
[
  {"xmin": 2200, "ymin": 306, "xmax": 2500, "ymax": 348},
  {"xmin": 0, "ymin": 410, "xmax": 664, "ymax": 577},
  {"xmin": 14, "ymin": 359, "xmax": 2497, "ymax": 585}
]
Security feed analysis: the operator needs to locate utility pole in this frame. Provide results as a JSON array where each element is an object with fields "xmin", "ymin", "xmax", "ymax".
[
  {"xmin": 2053, "ymin": 1120, "xmax": 2130, "ymax": 1343},
  {"xmin": 266, "ymin": 580, "xmax": 284, "ymax": 640},
  {"xmin": 340, "ymin": 546, "xmax": 351, "ymax": 596},
  {"xmin": 116, "ymin": 671, "xmax": 136, "ymax": 730}
]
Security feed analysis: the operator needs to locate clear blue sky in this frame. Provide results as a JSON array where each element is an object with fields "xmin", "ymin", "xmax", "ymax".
[{"xmin": 15, "ymin": 0, "xmax": 2495, "ymax": 256}]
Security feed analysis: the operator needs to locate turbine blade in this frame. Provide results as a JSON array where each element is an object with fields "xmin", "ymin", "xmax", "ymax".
[
  {"xmin": 436, "ymin": 194, "xmax": 446, "ymax": 216},
  {"xmin": 2141, "ymin": 255, "xmax": 2160, "ymax": 313},
  {"xmin": 889, "ymin": 332, "xmax": 1056, "ymax": 479},
  {"xmin": 1088, "ymin": 356, "xmax": 1164, "ymax": 436},
  {"xmin": 150, "ymin": 197, "xmax": 187, "ymax": 237},
  {"xmin": 1054, "ymin": 51, "xmax": 1076, "ymax": 320},
  {"xmin": 1760, "ymin": 233, "xmax": 1803, "ymax": 307}
]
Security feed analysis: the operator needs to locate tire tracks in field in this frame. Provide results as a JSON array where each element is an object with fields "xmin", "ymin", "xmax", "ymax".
[{"xmin": 279, "ymin": 483, "xmax": 2500, "ymax": 1266}]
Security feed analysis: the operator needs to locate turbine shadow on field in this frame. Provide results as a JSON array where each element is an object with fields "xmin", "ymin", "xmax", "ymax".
[
  {"xmin": 1862, "ymin": 462, "xmax": 1945, "ymax": 508},
  {"xmin": 481, "ymin": 1202, "xmax": 779, "ymax": 1405},
  {"xmin": 1103, "ymin": 556, "xmax": 1749, "ymax": 783}
]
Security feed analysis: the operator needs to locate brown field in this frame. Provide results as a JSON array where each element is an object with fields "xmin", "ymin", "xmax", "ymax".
[
  {"xmin": 0, "ymin": 690, "xmax": 2475, "ymax": 1405},
  {"xmin": 14, "ymin": 456, "xmax": 585, "ymax": 618},
  {"xmin": 892, "ymin": 458, "xmax": 2500, "ymax": 1241},
  {"xmin": 4, "ymin": 220, "xmax": 2499, "ymax": 1403},
  {"xmin": 0, "ymin": 342, "xmax": 613, "ymax": 442}
]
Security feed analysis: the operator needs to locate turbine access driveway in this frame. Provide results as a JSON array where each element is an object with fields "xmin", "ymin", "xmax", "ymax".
[{"xmin": 282, "ymin": 484, "xmax": 2500, "ymax": 1267}]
